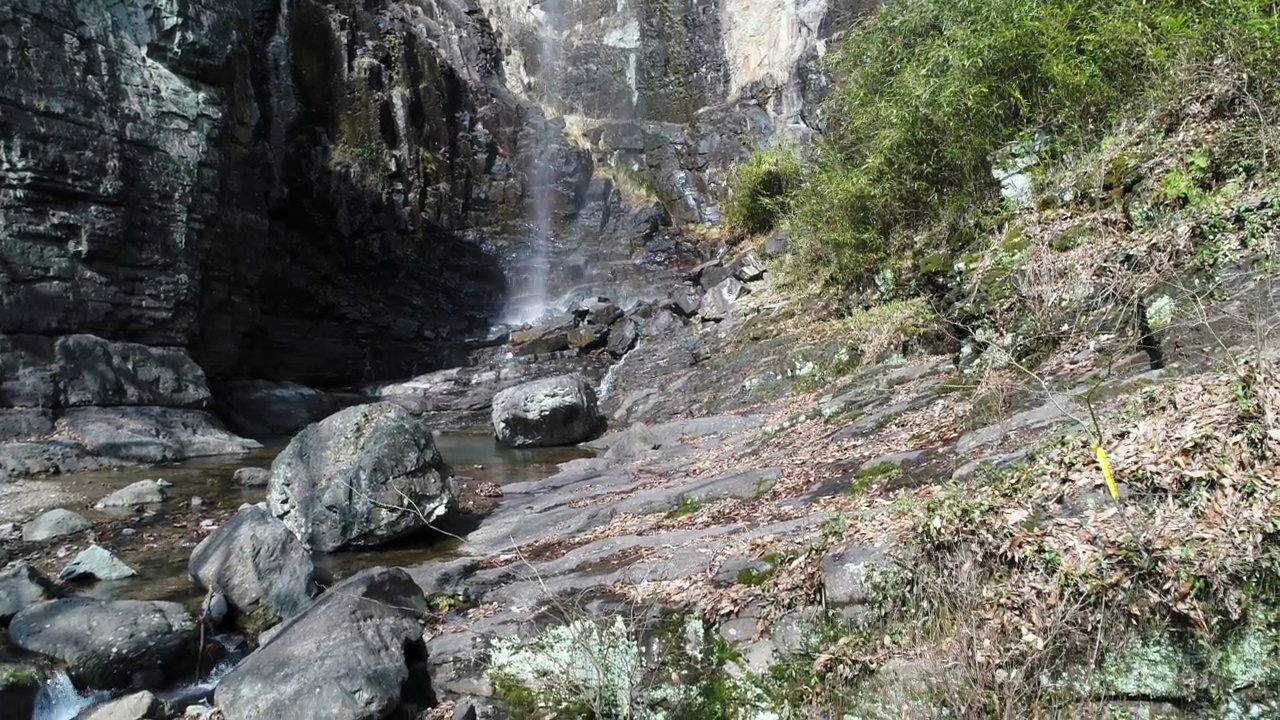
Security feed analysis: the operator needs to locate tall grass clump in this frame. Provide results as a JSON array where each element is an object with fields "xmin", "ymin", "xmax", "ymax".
[
  {"xmin": 783, "ymin": 0, "xmax": 1280, "ymax": 296},
  {"xmin": 723, "ymin": 145, "xmax": 803, "ymax": 236}
]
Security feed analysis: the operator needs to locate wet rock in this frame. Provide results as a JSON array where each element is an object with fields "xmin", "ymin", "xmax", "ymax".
[
  {"xmin": 491, "ymin": 375, "xmax": 605, "ymax": 448},
  {"xmin": 95, "ymin": 480, "xmax": 170, "ymax": 510},
  {"xmin": 0, "ymin": 561, "xmax": 59, "ymax": 623},
  {"xmin": 214, "ymin": 567, "xmax": 433, "ymax": 720},
  {"xmin": 0, "ymin": 522, "xmax": 16, "ymax": 542},
  {"xmin": 509, "ymin": 323, "xmax": 573, "ymax": 356},
  {"xmin": 666, "ymin": 285, "xmax": 703, "ymax": 317},
  {"xmin": 0, "ymin": 663, "xmax": 43, "ymax": 720},
  {"xmin": 214, "ymin": 380, "xmax": 361, "ymax": 440},
  {"xmin": 567, "ymin": 325, "xmax": 609, "ymax": 351},
  {"xmin": 606, "ymin": 318, "xmax": 640, "ymax": 357},
  {"xmin": 700, "ymin": 278, "xmax": 751, "ymax": 321},
  {"xmin": 76, "ymin": 690, "xmax": 170, "ymax": 720},
  {"xmin": 189, "ymin": 505, "xmax": 320, "ymax": 633},
  {"xmin": 60, "ymin": 545, "xmax": 137, "ymax": 582},
  {"xmin": 821, "ymin": 542, "xmax": 889, "ymax": 607},
  {"xmin": 22, "ymin": 508, "xmax": 91, "ymax": 542},
  {"xmin": 763, "ymin": 233, "xmax": 790, "ymax": 257},
  {"xmin": 579, "ymin": 298, "xmax": 623, "ymax": 327},
  {"xmin": 232, "ymin": 467, "xmax": 270, "ymax": 488},
  {"xmin": 268, "ymin": 403, "xmax": 457, "ymax": 552},
  {"xmin": 10, "ymin": 598, "xmax": 200, "ymax": 690}
]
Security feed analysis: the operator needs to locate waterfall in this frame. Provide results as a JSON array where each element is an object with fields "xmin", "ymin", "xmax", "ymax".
[
  {"xmin": 30, "ymin": 634, "xmax": 248, "ymax": 720},
  {"xmin": 508, "ymin": 0, "xmax": 562, "ymax": 326},
  {"xmin": 31, "ymin": 671, "xmax": 106, "ymax": 720},
  {"xmin": 597, "ymin": 339, "xmax": 637, "ymax": 402}
]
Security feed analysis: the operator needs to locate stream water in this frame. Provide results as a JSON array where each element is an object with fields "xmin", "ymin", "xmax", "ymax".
[{"xmin": 23, "ymin": 429, "xmax": 588, "ymax": 719}]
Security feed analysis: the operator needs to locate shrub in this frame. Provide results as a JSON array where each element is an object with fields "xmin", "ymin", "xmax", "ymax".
[
  {"xmin": 723, "ymin": 145, "xmax": 803, "ymax": 235},
  {"xmin": 781, "ymin": 0, "xmax": 1280, "ymax": 296}
]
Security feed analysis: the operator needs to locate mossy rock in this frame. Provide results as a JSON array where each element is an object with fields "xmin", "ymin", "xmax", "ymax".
[{"xmin": 0, "ymin": 663, "xmax": 45, "ymax": 720}]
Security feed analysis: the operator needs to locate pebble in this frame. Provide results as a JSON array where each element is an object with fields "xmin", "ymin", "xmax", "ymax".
[
  {"xmin": 199, "ymin": 519, "xmax": 217, "ymax": 529},
  {"xmin": 122, "ymin": 528, "xmax": 137, "ymax": 536},
  {"xmin": 191, "ymin": 496, "xmax": 204, "ymax": 508}
]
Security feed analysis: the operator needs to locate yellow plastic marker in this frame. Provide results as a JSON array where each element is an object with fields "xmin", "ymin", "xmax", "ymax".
[{"xmin": 1092, "ymin": 442, "xmax": 1120, "ymax": 502}]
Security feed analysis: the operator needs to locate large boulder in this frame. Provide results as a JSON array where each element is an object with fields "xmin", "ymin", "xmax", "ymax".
[
  {"xmin": 491, "ymin": 374, "xmax": 605, "ymax": 448},
  {"xmin": 188, "ymin": 505, "xmax": 320, "ymax": 633},
  {"xmin": 268, "ymin": 403, "xmax": 457, "ymax": 552},
  {"xmin": 58, "ymin": 407, "xmax": 260, "ymax": 465},
  {"xmin": 0, "ymin": 561, "xmax": 58, "ymax": 623},
  {"xmin": 9, "ymin": 598, "xmax": 202, "ymax": 690},
  {"xmin": 214, "ymin": 567, "xmax": 434, "ymax": 720},
  {"xmin": 54, "ymin": 336, "xmax": 211, "ymax": 409}
]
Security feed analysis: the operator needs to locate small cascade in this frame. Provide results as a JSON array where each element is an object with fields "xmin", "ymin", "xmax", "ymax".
[
  {"xmin": 597, "ymin": 339, "xmax": 637, "ymax": 402},
  {"xmin": 31, "ymin": 634, "xmax": 249, "ymax": 720},
  {"xmin": 31, "ymin": 671, "xmax": 106, "ymax": 720}
]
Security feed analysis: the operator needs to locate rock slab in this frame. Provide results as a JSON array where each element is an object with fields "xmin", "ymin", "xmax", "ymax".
[
  {"xmin": 268, "ymin": 403, "xmax": 457, "ymax": 552},
  {"xmin": 60, "ymin": 545, "xmax": 137, "ymax": 582},
  {"xmin": 491, "ymin": 374, "xmax": 605, "ymax": 448},
  {"xmin": 76, "ymin": 690, "xmax": 169, "ymax": 720},
  {"xmin": 188, "ymin": 505, "xmax": 319, "ymax": 633},
  {"xmin": 22, "ymin": 508, "xmax": 92, "ymax": 542},
  {"xmin": 214, "ymin": 567, "xmax": 433, "ymax": 720},
  {"xmin": 9, "ymin": 598, "xmax": 200, "ymax": 690},
  {"xmin": 0, "ymin": 561, "xmax": 58, "ymax": 623}
]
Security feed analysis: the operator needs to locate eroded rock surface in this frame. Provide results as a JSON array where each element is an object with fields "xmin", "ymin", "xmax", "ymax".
[
  {"xmin": 9, "ymin": 598, "xmax": 200, "ymax": 690},
  {"xmin": 492, "ymin": 374, "xmax": 605, "ymax": 448},
  {"xmin": 268, "ymin": 403, "xmax": 457, "ymax": 551},
  {"xmin": 214, "ymin": 567, "xmax": 433, "ymax": 720},
  {"xmin": 188, "ymin": 505, "xmax": 320, "ymax": 633}
]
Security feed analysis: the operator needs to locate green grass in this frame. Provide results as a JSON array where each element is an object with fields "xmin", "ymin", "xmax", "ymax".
[
  {"xmin": 723, "ymin": 145, "xmax": 803, "ymax": 235},
  {"xmin": 766, "ymin": 0, "xmax": 1280, "ymax": 297}
]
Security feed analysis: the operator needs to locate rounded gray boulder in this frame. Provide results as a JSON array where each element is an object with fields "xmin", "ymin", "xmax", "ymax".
[
  {"xmin": 491, "ymin": 374, "xmax": 605, "ymax": 448},
  {"xmin": 188, "ymin": 504, "xmax": 319, "ymax": 633},
  {"xmin": 267, "ymin": 402, "xmax": 457, "ymax": 552},
  {"xmin": 214, "ymin": 567, "xmax": 433, "ymax": 720},
  {"xmin": 9, "ymin": 598, "xmax": 201, "ymax": 690}
]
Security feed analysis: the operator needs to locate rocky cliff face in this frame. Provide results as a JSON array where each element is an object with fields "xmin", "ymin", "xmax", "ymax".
[
  {"xmin": 0, "ymin": 0, "xmax": 876, "ymax": 474},
  {"xmin": 0, "ymin": 0, "xmax": 594, "ymax": 472},
  {"xmin": 0, "ymin": 0, "xmax": 592, "ymax": 388},
  {"xmin": 478, "ymin": 0, "xmax": 879, "ymax": 225}
]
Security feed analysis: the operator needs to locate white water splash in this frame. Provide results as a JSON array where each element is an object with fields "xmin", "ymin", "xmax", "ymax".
[
  {"xmin": 597, "ymin": 339, "xmax": 637, "ymax": 402},
  {"xmin": 32, "ymin": 671, "xmax": 106, "ymax": 720}
]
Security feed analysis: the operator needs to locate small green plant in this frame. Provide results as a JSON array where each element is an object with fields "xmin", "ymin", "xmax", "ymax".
[
  {"xmin": 667, "ymin": 496, "xmax": 703, "ymax": 519},
  {"xmin": 847, "ymin": 462, "xmax": 901, "ymax": 495},
  {"xmin": 724, "ymin": 145, "xmax": 803, "ymax": 235}
]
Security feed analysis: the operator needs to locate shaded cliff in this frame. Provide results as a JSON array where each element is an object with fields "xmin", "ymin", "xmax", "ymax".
[{"xmin": 0, "ymin": 0, "xmax": 593, "ymax": 388}]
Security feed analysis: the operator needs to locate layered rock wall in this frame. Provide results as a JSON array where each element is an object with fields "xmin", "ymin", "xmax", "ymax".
[{"xmin": 477, "ymin": 0, "xmax": 880, "ymax": 225}]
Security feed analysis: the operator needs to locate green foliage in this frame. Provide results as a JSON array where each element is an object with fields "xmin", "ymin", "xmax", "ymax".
[
  {"xmin": 782, "ymin": 0, "xmax": 1280, "ymax": 296},
  {"xmin": 724, "ymin": 146, "xmax": 803, "ymax": 235},
  {"xmin": 667, "ymin": 497, "xmax": 703, "ymax": 519}
]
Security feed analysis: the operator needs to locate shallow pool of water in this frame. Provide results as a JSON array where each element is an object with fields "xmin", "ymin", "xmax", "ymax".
[{"xmin": 30, "ymin": 429, "xmax": 588, "ymax": 607}]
